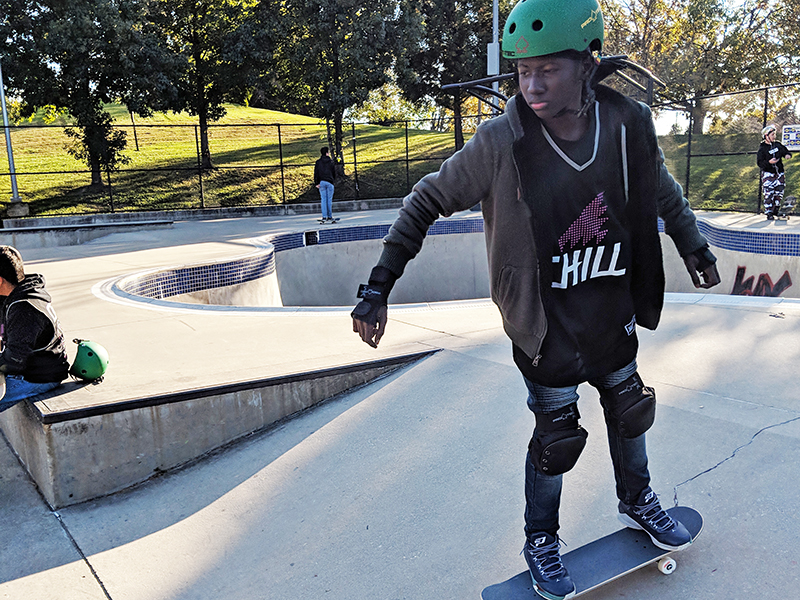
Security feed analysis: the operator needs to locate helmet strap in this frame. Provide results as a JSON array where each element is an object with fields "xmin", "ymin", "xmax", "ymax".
[{"xmin": 576, "ymin": 59, "xmax": 600, "ymax": 118}]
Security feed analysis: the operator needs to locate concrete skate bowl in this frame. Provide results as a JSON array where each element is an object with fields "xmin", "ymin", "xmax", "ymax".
[
  {"xmin": 103, "ymin": 217, "xmax": 494, "ymax": 312},
  {"xmin": 101, "ymin": 213, "xmax": 800, "ymax": 312}
]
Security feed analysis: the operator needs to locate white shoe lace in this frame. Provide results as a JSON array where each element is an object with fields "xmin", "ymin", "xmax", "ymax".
[
  {"xmin": 633, "ymin": 492, "xmax": 676, "ymax": 533},
  {"xmin": 525, "ymin": 537, "xmax": 568, "ymax": 579}
]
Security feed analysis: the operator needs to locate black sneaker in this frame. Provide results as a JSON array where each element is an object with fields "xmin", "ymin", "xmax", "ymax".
[
  {"xmin": 766, "ymin": 213, "xmax": 775, "ymax": 220},
  {"xmin": 522, "ymin": 533, "xmax": 576, "ymax": 600},
  {"xmin": 618, "ymin": 487, "xmax": 692, "ymax": 551}
]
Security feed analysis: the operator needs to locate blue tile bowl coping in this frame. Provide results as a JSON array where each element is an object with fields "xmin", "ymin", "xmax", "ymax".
[{"xmin": 118, "ymin": 216, "xmax": 800, "ymax": 300}]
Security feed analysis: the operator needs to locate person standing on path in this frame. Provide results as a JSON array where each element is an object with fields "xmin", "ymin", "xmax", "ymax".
[
  {"xmin": 757, "ymin": 124, "xmax": 793, "ymax": 219},
  {"xmin": 314, "ymin": 147, "xmax": 337, "ymax": 223}
]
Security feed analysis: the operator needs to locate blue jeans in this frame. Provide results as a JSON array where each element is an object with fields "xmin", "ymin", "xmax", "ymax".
[
  {"xmin": 0, "ymin": 375, "xmax": 62, "ymax": 413},
  {"xmin": 523, "ymin": 360, "xmax": 651, "ymax": 538},
  {"xmin": 318, "ymin": 181, "xmax": 334, "ymax": 219}
]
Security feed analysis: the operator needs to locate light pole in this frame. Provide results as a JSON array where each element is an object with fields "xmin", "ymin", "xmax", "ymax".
[
  {"xmin": 0, "ymin": 59, "xmax": 27, "ymax": 216},
  {"xmin": 487, "ymin": 0, "xmax": 500, "ymax": 113}
]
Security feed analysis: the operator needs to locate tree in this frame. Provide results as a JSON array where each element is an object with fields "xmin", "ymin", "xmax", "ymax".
[
  {"xmin": 394, "ymin": 0, "xmax": 514, "ymax": 149},
  {"xmin": 346, "ymin": 79, "xmax": 438, "ymax": 125},
  {"xmin": 267, "ymin": 0, "xmax": 398, "ymax": 167},
  {"xmin": 601, "ymin": 0, "xmax": 786, "ymax": 133},
  {"xmin": 772, "ymin": 0, "xmax": 800, "ymax": 78},
  {"xmin": 1, "ymin": 0, "xmax": 154, "ymax": 187},
  {"xmin": 144, "ymin": 0, "xmax": 280, "ymax": 169}
]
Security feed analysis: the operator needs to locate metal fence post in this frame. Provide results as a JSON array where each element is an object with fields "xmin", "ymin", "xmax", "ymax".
[
  {"xmin": 405, "ymin": 120, "xmax": 410, "ymax": 194},
  {"xmin": 757, "ymin": 88, "xmax": 771, "ymax": 213},
  {"xmin": 685, "ymin": 102, "xmax": 694, "ymax": 200},
  {"xmin": 352, "ymin": 122, "xmax": 360, "ymax": 198},
  {"xmin": 277, "ymin": 124, "xmax": 286, "ymax": 204},
  {"xmin": 194, "ymin": 125, "xmax": 205, "ymax": 208}
]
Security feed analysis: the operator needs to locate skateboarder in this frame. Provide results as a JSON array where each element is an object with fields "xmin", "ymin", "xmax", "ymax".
[
  {"xmin": 757, "ymin": 124, "xmax": 792, "ymax": 219},
  {"xmin": 314, "ymin": 146, "xmax": 337, "ymax": 223},
  {"xmin": 0, "ymin": 246, "xmax": 69, "ymax": 412},
  {"xmin": 351, "ymin": 0, "xmax": 720, "ymax": 598}
]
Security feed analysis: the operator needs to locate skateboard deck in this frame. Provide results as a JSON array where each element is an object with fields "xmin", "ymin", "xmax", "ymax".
[
  {"xmin": 481, "ymin": 506, "xmax": 703, "ymax": 600},
  {"xmin": 318, "ymin": 217, "xmax": 339, "ymax": 223}
]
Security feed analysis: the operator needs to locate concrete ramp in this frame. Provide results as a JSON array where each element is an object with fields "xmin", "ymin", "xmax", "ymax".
[{"xmin": 1, "ymin": 352, "xmax": 435, "ymax": 508}]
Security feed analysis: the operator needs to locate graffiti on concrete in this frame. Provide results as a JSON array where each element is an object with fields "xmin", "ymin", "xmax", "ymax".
[{"xmin": 731, "ymin": 266, "xmax": 792, "ymax": 297}]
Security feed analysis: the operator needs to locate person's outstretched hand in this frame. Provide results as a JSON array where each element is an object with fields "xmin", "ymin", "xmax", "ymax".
[
  {"xmin": 683, "ymin": 249, "xmax": 721, "ymax": 289},
  {"xmin": 352, "ymin": 305, "xmax": 388, "ymax": 348}
]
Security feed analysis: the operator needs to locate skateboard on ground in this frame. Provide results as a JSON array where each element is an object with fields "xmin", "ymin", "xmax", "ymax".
[
  {"xmin": 318, "ymin": 217, "xmax": 339, "ymax": 224},
  {"xmin": 481, "ymin": 506, "xmax": 703, "ymax": 600},
  {"xmin": 776, "ymin": 195, "xmax": 796, "ymax": 220}
]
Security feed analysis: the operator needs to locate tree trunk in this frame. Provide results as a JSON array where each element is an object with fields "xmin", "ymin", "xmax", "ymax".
[
  {"xmin": 192, "ymin": 9, "xmax": 213, "ymax": 170},
  {"xmin": 333, "ymin": 112, "xmax": 345, "ymax": 177},
  {"xmin": 330, "ymin": 38, "xmax": 345, "ymax": 176},
  {"xmin": 89, "ymin": 150, "xmax": 103, "ymax": 187},
  {"xmin": 198, "ymin": 108, "xmax": 214, "ymax": 170},
  {"xmin": 691, "ymin": 97, "xmax": 707, "ymax": 135}
]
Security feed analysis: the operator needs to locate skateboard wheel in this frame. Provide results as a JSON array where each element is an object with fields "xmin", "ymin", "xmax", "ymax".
[{"xmin": 658, "ymin": 557, "xmax": 677, "ymax": 574}]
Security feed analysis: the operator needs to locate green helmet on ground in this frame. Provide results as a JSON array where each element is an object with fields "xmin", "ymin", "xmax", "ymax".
[
  {"xmin": 502, "ymin": 0, "xmax": 604, "ymax": 59},
  {"xmin": 69, "ymin": 339, "xmax": 109, "ymax": 381}
]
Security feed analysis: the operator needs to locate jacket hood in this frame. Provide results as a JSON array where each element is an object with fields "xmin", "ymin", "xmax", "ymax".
[
  {"xmin": 8, "ymin": 273, "xmax": 51, "ymax": 304},
  {"xmin": 505, "ymin": 94, "xmax": 526, "ymax": 141}
]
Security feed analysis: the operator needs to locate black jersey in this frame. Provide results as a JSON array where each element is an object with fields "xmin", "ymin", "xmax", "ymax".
[
  {"xmin": 757, "ymin": 141, "xmax": 791, "ymax": 174},
  {"xmin": 513, "ymin": 99, "xmax": 638, "ymax": 387}
]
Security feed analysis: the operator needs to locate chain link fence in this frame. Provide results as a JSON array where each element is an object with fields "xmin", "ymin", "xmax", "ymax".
[
  {"xmin": 655, "ymin": 83, "xmax": 800, "ymax": 213},
  {"xmin": 1, "ymin": 82, "xmax": 798, "ymax": 217},
  {"xmin": 0, "ymin": 118, "xmax": 464, "ymax": 216}
]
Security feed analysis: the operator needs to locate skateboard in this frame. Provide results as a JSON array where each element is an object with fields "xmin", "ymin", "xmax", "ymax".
[
  {"xmin": 481, "ymin": 506, "xmax": 703, "ymax": 600},
  {"xmin": 776, "ymin": 195, "xmax": 796, "ymax": 220},
  {"xmin": 318, "ymin": 217, "xmax": 339, "ymax": 224}
]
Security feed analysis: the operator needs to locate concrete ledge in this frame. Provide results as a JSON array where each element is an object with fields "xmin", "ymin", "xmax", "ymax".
[
  {"xmin": 0, "ymin": 220, "xmax": 174, "ymax": 249},
  {"xmin": 0, "ymin": 351, "xmax": 436, "ymax": 508},
  {"xmin": 1, "ymin": 198, "xmax": 405, "ymax": 230}
]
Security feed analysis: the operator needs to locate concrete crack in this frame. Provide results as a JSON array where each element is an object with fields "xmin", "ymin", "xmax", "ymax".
[
  {"xmin": 51, "ymin": 510, "xmax": 114, "ymax": 600},
  {"xmin": 673, "ymin": 415, "xmax": 800, "ymax": 506},
  {"xmin": 2, "ymin": 429, "xmax": 114, "ymax": 598},
  {"xmin": 391, "ymin": 318, "xmax": 467, "ymax": 338}
]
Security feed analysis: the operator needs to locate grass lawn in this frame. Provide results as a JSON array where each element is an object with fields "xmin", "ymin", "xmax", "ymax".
[
  {"xmin": 1, "ymin": 104, "xmax": 793, "ymax": 216},
  {"xmin": 0, "ymin": 103, "xmax": 462, "ymax": 216}
]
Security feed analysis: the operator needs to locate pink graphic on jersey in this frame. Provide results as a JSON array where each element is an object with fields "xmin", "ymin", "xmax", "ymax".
[{"xmin": 557, "ymin": 193, "xmax": 609, "ymax": 252}]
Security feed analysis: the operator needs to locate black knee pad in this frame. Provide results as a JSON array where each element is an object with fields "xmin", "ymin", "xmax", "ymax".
[
  {"xmin": 599, "ymin": 372, "xmax": 656, "ymax": 439},
  {"xmin": 529, "ymin": 404, "xmax": 588, "ymax": 476}
]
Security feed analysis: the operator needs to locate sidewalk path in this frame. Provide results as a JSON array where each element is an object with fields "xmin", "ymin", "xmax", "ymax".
[{"xmin": 2, "ymin": 210, "xmax": 799, "ymax": 599}]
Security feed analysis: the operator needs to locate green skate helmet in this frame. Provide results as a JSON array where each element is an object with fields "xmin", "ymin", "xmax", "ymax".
[
  {"xmin": 69, "ymin": 339, "xmax": 109, "ymax": 381},
  {"xmin": 502, "ymin": 0, "xmax": 604, "ymax": 59}
]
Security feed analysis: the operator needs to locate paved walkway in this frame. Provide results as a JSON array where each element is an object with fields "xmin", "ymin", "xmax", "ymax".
[{"xmin": 2, "ymin": 209, "xmax": 800, "ymax": 599}]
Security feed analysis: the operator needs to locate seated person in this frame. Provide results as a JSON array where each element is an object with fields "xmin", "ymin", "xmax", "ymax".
[{"xmin": 0, "ymin": 246, "xmax": 69, "ymax": 412}]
